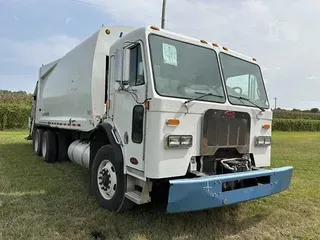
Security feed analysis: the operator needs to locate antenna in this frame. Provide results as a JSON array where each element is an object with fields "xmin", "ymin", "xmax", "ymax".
[{"xmin": 161, "ymin": 0, "xmax": 166, "ymax": 29}]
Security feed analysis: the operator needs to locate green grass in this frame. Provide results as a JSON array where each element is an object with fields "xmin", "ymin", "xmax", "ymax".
[{"xmin": 0, "ymin": 131, "xmax": 319, "ymax": 240}]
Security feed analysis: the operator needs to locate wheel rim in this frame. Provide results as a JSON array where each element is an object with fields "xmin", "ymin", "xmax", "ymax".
[
  {"xmin": 42, "ymin": 136, "xmax": 47, "ymax": 158},
  {"xmin": 34, "ymin": 132, "xmax": 39, "ymax": 152},
  {"xmin": 97, "ymin": 160, "xmax": 117, "ymax": 200}
]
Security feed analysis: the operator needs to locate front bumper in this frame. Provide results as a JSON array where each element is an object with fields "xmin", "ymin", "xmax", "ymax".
[{"xmin": 167, "ymin": 166, "xmax": 293, "ymax": 213}]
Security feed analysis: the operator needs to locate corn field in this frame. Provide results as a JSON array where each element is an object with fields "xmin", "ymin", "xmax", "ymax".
[{"xmin": 1, "ymin": 90, "xmax": 320, "ymax": 131}]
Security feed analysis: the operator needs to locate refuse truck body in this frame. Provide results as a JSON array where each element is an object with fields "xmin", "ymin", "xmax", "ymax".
[{"xmin": 28, "ymin": 25, "xmax": 293, "ymax": 213}]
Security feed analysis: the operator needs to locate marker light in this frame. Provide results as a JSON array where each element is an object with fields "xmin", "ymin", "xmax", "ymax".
[
  {"xmin": 200, "ymin": 40, "xmax": 208, "ymax": 44},
  {"xmin": 150, "ymin": 25, "xmax": 160, "ymax": 31},
  {"xmin": 105, "ymin": 29, "xmax": 111, "ymax": 34},
  {"xmin": 222, "ymin": 46, "xmax": 229, "ymax": 51},
  {"xmin": 252, "ymin": 58, "xmax": 257, "ymax": 61},
  {"xmin": 145, "ymin": 100, "xmax": 150, "ymax": 111},
  {"xmin": 212, "ymin": 42, "xmax": 219, "ymax": 47}
]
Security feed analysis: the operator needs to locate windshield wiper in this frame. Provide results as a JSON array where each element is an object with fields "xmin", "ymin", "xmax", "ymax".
[
  {"xmin": 184, "ymin": 92, "xmax": 224, "ymax": 104},
  {"xmin": 229, "ymin": 95, "xmax": 265, "ymax": 112}
]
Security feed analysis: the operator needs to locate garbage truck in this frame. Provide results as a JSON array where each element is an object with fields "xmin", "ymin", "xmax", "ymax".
[{"xmin": 27, "ymin": 25, "xmax": 293, "ymax": 213}]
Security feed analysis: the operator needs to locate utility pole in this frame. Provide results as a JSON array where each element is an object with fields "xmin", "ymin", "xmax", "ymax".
[
  {"xmin": 161, "ymin": 0, "xmax": 166, "ymax": 29},
  {"xmin": 274, "ymin": 97, "xmax": 277, "ymax": 110}
]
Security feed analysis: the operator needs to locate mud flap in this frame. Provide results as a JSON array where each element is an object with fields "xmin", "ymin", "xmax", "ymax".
[{"xmin": 166, "ymin": 166, "xmax": 293, "ymax": 213}]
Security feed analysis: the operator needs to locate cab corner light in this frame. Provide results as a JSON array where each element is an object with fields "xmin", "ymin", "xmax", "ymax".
[{"xmin": 150, "ymin": 25, "xmax": 160, "ymax": 31}]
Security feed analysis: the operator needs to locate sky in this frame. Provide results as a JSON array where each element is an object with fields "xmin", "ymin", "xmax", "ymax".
[{"xmin": 1, "ymin": 0, "xmax": 320, "ymax": 109}]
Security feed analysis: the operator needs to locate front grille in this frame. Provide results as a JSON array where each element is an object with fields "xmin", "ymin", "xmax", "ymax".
[{"xmin": 201, "ymin": 109, "xmax": 251, "ymax": 155}]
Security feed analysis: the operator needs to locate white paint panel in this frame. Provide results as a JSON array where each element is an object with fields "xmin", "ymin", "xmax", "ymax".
[
  {"xmin": 144, "ymin": 98, "xmax": 273, "ymax": 178},
  {"xmin": 35, "ymin": 26, "xmax": 136, "ymax": 132}
]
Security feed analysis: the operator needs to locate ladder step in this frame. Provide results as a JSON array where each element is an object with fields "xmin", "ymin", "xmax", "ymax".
[
  {"xmin": 125, "ymin": 190, "xmax": 142, "ymax": 204},
  {"xmin": 191, "ymin": 170, "xmax": 207, "ymax": 177}
]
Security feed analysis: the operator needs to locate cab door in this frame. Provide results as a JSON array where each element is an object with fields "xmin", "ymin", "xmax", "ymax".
[{"xmin": 112, "ymin": 41, "xmax": 147, "ymax": 172}]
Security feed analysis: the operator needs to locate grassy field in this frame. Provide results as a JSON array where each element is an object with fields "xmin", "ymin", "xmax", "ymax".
[{"xmin": 0, "ymin": 131, "xmax": 319, "ymax": 240}]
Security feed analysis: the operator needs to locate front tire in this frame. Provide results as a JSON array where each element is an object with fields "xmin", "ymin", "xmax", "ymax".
[
  {"xmin": 91, "ymin": 145, "xmax": 134, "ymax": 212},
  {"xmin": 42, "ymin": 130, "xmax": 58, "ymax": 163}
]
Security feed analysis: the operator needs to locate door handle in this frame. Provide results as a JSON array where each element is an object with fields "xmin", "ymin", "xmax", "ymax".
[{"xmin": 111, "ymin": 128, "xmax": 123, "ymax": 146}]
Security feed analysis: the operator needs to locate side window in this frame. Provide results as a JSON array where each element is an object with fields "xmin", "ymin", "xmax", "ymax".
[
  {"xmin": 132, "ymin": 105, "xmax": 144, "ymax": 144},
  {"xmin": 129, "ymin": 44, "xmax": 145, "ymax": 86}
]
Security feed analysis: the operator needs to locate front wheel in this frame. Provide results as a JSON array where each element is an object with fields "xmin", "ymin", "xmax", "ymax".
[{"xmin": 91, "ymin": 145, "xmax": 134, "ymax": 212}]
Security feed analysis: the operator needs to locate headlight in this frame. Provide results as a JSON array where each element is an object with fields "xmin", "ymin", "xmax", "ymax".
[
  {"xmin": 168, "ymin": 136, "xmax": 181, "ymax": 147},
  {"xmin": 255, "ymin": 136, "xmax": 271, "ymax": 147},
  {"xmin": 166, "ymin": 135, "xmax": 193, "ymax": 148},
  {"xmin": 180, "ymin": 135, "xmax": 193, "ymax": 147}
]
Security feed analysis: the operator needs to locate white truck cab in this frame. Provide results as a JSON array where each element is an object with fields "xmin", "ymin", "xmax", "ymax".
[{"xmin": 28, "ymin": 25, "xmax": 293, "ymax": 213}]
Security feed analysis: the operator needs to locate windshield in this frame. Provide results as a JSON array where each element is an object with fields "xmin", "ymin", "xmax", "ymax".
[
  {"xmin": 220, "ymin": 53, "xmax": 269, "ymax": 109},
  {"xmin": 149, "ymin": 35, "xmax": 225, "ymax": 103}
]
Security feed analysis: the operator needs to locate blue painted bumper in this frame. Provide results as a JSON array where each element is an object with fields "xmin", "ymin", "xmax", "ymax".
[{"xmin": 167, "ymin": 166, "xmax": 293, "ymax": 213}]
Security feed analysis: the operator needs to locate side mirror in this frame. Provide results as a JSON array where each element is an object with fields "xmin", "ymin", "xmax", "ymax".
[
  {"xmin": 115, "ymin": 49, "xmax": 123, "ymax": 83},
  {"xmin": 115, "ymin": 48, "xmax": 131, "ymax": 86},
  {"xmin": 122, "ymin": 48, "xmax": 131, "ymax": 85}
]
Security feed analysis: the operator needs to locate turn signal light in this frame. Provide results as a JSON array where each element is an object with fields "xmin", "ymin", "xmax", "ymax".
[
  {"xmin": 262, "ymin": 123, "xmax": 270, "ymax": 129},
  {"xmin": 166, "ymin": 119, "xmax": 180, "ymax": 126}
]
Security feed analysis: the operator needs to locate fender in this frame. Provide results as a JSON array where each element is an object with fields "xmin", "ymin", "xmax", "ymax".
[{"xmin": 87, "ymin": 123, "xmax": 124, "ymax": 195}]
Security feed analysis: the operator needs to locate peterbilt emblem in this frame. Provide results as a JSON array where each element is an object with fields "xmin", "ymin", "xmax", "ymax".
[{"xmin": 224, "ymin": 111, "xmax": 235, "ymax": 118}]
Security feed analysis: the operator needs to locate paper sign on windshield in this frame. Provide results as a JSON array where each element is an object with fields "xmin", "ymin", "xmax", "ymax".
[{"xmin": 162, "ymin": 43, "xmax": 177, "ymax": 66}]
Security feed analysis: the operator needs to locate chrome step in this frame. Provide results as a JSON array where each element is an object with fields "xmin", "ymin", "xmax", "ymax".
[{"xmin": 125, "ymin": 190, "xmax": 142, "ymax": 204}]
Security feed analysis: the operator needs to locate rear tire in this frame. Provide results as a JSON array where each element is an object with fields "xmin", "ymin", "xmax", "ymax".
[
  {"xmin": 57, "ymin": 131, "xmax": 70, "ymax": 162},
  {"xmin": 33, "ymin": 128, "xmax": 44, "ymax": 156},
  {"xmin": 91, "ymin": 145, "xmax": 134, "ymax": 212},
  {"xmin": 42, "ymin": 130, "xmax": 58, "ymax": 163}
]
